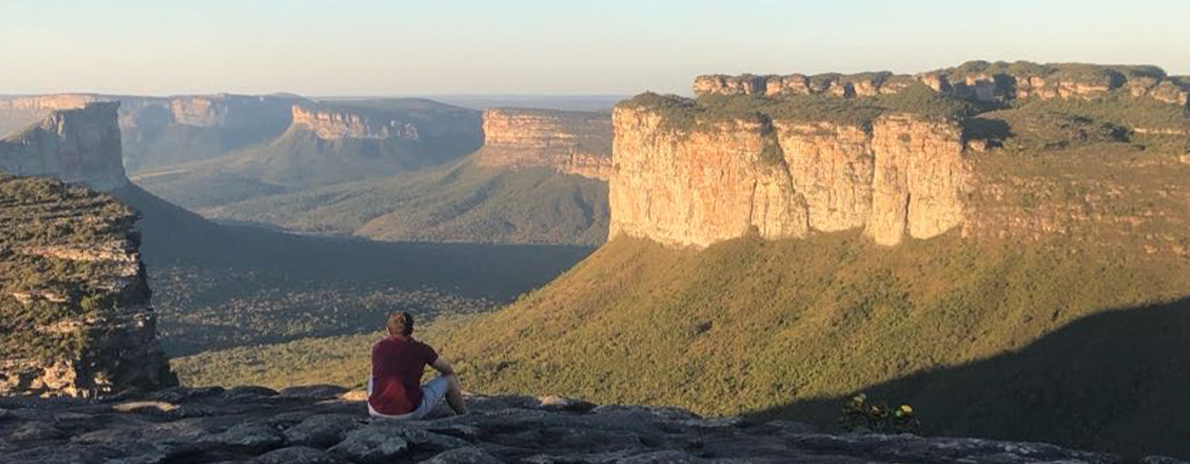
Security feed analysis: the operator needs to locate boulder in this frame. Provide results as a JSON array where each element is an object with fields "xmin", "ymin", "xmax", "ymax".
[
  {"xmin": 200, "ymin": 423, "xmax": 286, "ymax": 453},
  {"xmin": 327, "ymin": 425, "xmax": 411, "ymax": 462},
  {"xmin": 283, "ymin": 414, "xmax": 364, "ymax": 448},
  {"xmin": 252, "ymin": 446, "xmax": 338, "ymax": 464},
  {"xmin": 421, "ymin": 446, "xmax": 502, "ymax": 464}
]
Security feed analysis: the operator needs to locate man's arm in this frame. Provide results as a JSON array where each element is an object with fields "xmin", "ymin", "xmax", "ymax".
[{"xmin": 430, "ymin": 357, "xmax": 455, "ymax": 376}]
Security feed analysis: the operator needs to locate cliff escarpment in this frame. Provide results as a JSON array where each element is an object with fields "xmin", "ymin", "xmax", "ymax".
[
  {"xmin": 290, "ymin": 104, "xmax": 420, "ymax": 140},
  {"xmin": 612, "ymin": 61, "xmax": 1190, "ymax": 249},
  {"xmin": 0, "ymin": 102, "xmax": 128, "ymax": 192},
  {"xmin": 0, "ymin": 93, "xmax": 302, "ymax": 171},
  {"xmin": 476, "ymin": 108, "xmax": 613, "ymax": 180},
  {"xmin": 215, "ymin": 99, "xmax": 482, "ymax": 188},
  {"xmin": 0, "ymin": 175, "xmax": 176, "ymax": 398},
  {"xmin": 609, "ymin": 95, "xmax": 970, "ymax": 247}
]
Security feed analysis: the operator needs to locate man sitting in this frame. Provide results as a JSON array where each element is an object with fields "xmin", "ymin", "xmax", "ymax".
[{"xmin": 367, "ymin": 312, "xmax": 467, "ymax": 419}]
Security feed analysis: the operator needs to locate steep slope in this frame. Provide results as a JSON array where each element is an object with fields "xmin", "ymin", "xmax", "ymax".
[
  {"xmin": 433, "ymin": 62, "xmax": 1190, "ymax": 458},
  {"xmin": 204, "ymin": 108, "xmax": 612, "ymax": 245},
  {"xmin": 0, "ymin": 175, "xmax": 176, "ymax": 397},
  {"xmin": 133, "ymin": 98, "xmax": 483, "ymax": 209},
  {"xmin": 437, "ymin": 234, "xmax": 1189, "ymax": 455}
]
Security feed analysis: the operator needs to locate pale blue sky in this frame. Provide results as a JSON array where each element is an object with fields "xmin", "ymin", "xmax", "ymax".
[{"xmin": 1, "ymin": 0, "xmax": 1187, "ymax": 96}]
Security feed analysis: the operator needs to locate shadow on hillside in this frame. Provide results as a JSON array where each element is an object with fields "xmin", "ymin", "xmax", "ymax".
[
  {"xmin": 114, "ymin": 183, "xmax": 594, "ymax": 301},
  {"xmin": 751, "ymin": 297, "xmax": 1190, "ymax": 460}
]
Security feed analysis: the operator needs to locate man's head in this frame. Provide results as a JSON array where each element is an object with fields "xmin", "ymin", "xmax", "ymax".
[{"xmin": 386, "ymin": 312, "xmax": 414, "ymax": 337}]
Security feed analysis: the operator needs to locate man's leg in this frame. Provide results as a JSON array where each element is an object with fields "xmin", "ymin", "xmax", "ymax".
[{"xmin": 443, "ymin": 374, "xmax": 467, "ymax": 415}]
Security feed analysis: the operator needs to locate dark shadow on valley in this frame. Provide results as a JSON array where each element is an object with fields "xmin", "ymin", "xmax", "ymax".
[
  {"xmin": 751, "ymin": 297, "xmax": 1190, "ymax": 460},
  {"xmin": 115, "ymin": 183, "xmax": 593, "ymax": 301}
]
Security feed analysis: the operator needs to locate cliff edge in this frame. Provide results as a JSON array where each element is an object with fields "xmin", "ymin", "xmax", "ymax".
[
  {"xmin": 0, "ymin": 386, "xmax": 1136, "ymax": 463},
  {"xmin": 0, "ymin": 175, "xmax": 176, "ymax": 398},
  {"xmin": 476, "ymin": 108, "xmax": 613, "ymax": 180}
]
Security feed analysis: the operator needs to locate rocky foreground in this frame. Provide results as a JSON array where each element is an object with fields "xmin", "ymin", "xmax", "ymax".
[{"xmin": 0, "ymin": 385, "xmax": 1157, "ymax": 464}]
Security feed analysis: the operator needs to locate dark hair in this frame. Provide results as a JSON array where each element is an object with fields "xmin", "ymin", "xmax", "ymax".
[{"xmin": 386, "ymin": 312, "xmax": 414, "ymax": 337}]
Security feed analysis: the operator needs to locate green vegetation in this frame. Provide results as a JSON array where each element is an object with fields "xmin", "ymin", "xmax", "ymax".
[
  {"xmin": 619, "ymin": 82, "xmax": 976, "ymax": 133},
  {"xmin": 944, "ymin": 60, "xmax": 1168, "ymax": 83},
  {"xmin": 839, "ymin": 393, "xmax": 919, "ymax": 435},
  {"xmin": 427, "ymin": 233, "xmax": 1186, "ymax": 414},
  {"xmin": 0, "ymin": 175, "xmax": 137, "ymax": 359},
  {"xmin": 204, "ymin": 158, "xmax": 609, "ymax": 246}
]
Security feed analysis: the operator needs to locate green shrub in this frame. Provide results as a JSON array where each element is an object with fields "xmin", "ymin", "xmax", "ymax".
[{"xmin": 839, "ymin": 393, "xmax": 920, "ymax": 435}]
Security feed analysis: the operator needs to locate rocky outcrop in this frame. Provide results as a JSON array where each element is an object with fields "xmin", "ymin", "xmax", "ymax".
[
  {"xmin": 0, "ymin": 175, "xmax": 176, "ymax": 398},
  {"xmin": 609, "ymin": 104, "xmax": 969, "ymax": 248},
  {"xmin": 0, "ymin": 386, "xmax": 1130, "ymax": 463},
  {"xmin": 695, "ymin": 62, "xmax": 1190, "ymax": 107},
  {"xmin": 290, "ymin": 104, "xmax": 419, "ymax": 141},
  {"xmin": 475, "ymin": 108, "xmax": 613, "ymax": 180},
  {"xmin": 0, "ymin": 102, "xmax": 128, "ymax": 191},
  {"xmin": 695, "ymin": 72, "xmax": 915, "ymax": 98}
]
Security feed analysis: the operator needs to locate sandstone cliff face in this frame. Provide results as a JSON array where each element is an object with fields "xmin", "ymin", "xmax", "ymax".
[
  {"xmin": 0, "ymin": 102, "xmax": 128, "ymax": 191},
  {"xmin": 609, "ymin": 106, "xmax": 969, "ymax": 248},
  {"xmin": 0, "ymin": 175, "xmax": 176, "ymax": 397},
  {"xmin": 476, "ymin": 108, "xmax": 612, "ymax": 180},
  {"xmin": 290, "ymin": 104, "xmax": 419, "ymax": 141}
]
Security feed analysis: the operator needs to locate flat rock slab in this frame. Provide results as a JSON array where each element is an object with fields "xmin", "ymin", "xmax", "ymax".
[{"xmin": 0, "ymin": 387, "xmax": 1131, "ymax": 463}]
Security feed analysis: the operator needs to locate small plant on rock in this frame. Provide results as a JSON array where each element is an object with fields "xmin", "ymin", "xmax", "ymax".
[{"xmin": 838, "ymin": 393, "xmax": 921, "ymax": 434}]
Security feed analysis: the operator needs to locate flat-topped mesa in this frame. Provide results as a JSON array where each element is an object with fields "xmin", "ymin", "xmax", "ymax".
[
  {"xmin": 0, "ymin": 101, "xmax": 128, "ymax": 191},
  {"xmin": 476, "ymin": 108, "xmax": 613, "ymax": 180},
  {"xmin": 696, "ymin": 61, "xmax": 1190, "ymax": 106},
  {"xmin": 290, "ymin": 103, "xmax": 420, "ymax": 141},
  {"xmin": 0, "ymin": 94, "xmax": 100, "ymax": 125},
  {"xmin": 0, "ymin": 175, "xmax": 177, "ymax": 398},
  {"xmin": 609, "ymin": 97, "xmax": 969, "ymax": 248}
]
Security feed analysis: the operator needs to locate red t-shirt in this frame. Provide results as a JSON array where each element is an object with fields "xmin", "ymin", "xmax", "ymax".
[{"xmin": 369, "ymin": 335, "xmax": 439, "ymax": 416}]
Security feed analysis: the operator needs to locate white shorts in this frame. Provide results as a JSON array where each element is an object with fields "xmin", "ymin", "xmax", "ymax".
[{"xmin": 366, "ymin": 375, "xmax": 450, "ymax": 420}]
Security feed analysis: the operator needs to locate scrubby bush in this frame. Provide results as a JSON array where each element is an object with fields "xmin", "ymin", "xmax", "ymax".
[{"xmin": 839, "ymin": 393, "xmax": 921, "ymax": 434}]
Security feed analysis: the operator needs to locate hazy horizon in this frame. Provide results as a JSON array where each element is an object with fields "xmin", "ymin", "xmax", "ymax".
[{"xmin": 2, "ymin": 0, "xmax": 1189, "ymax": 96}]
